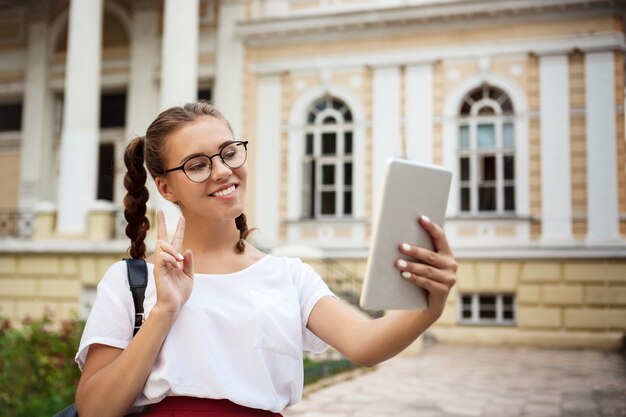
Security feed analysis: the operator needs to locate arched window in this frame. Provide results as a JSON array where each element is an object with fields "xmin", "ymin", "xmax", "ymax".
[
  {"xmin": 458, "ymin": 84, "xmax": 515, "ymax": 214},
  {"xmin": 303, "ymin": 96, "xmax": 353, "ymax": 219}
]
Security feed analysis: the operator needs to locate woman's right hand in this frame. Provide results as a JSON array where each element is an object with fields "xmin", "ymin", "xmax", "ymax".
[{"xmin": 153, "ymin": 209, "xmax": 194, "ymax": 317}]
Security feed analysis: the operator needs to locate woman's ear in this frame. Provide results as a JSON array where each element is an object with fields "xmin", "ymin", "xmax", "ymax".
[{"xmin": 155, "ymin": 177, "xmax": 178, "ymax": 203}]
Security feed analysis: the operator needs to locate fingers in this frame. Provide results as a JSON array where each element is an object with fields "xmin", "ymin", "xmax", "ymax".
[
  {"xmin": 418, "ymin": 215, "xmax": 454, "ymax": 256},
  {"xmin": 156, "ymin": 239, "xmax": 185, "ymax": 270},
  {"xmin": 399, "ymin": 242, "xmax": 456, "ymax": 271},
  {"xmin": 172, "ymin": 216, "xmax": 186, "ymax": 253},
  {"xmin": 400, "ymin": 271, "xmax": 450, "ymax": 295},
  {"xmin": 156, "ymin": 210, "xmax": 168, "ymax": 241},
  {"xmin": 181, "ymin": 249, "xmax": 194, "ymax": 278},
  {"xmin": 396, "ymin": 258, "xmax": 457, "ymax": 287}
]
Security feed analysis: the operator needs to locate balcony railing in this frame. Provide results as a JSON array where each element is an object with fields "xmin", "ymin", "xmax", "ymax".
[{"xmin": 0, "ymin": 210, "xmax": 34, "ymax": 238}]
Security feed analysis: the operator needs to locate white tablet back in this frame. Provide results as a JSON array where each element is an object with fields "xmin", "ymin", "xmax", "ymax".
[{"xmin": 360, "ymin": 157, "xmax": 451, "ymax": 311}]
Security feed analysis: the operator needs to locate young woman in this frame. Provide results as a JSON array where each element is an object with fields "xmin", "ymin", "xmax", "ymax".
[{"xmin": 74, "ymin": 102, "xmax": 457, "ymax": 417}]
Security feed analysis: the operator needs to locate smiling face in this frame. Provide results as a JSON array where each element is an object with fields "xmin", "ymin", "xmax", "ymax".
[{"xmin": 155, "ymin": 116, "xmax": 247, "ymax": 222}]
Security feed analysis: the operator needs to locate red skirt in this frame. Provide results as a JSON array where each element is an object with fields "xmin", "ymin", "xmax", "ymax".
[{"xmin": 136, "ymin": 396, "xmax": 283, "ymax": 417}]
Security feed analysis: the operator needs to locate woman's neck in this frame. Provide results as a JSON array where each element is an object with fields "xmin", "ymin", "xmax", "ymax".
[{"xmin": 180, "ymin": 211, "xmax": 241, "ymax": 256}]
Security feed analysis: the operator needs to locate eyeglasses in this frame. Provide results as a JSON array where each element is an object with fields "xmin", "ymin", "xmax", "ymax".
[{"xmin": 163, "ymin": 141, "xmax": 248, "ymax": 183}]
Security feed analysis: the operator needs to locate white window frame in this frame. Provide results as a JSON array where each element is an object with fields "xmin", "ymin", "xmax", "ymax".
[
  {"xmin": 303, "ymin": 98, "xmax": 354, "ymax": 220},
  {"xmin": 458, "ymin": 87, "xmax": 516, "ymax": 216},
  {"xmin": 458, "ymin": 293, "xmax": 516, "ymax": 326}
]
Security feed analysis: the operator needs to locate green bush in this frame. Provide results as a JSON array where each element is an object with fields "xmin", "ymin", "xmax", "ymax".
[
  {"xmin": 0, "ymin": 312, "xmax": 84, "ymax": 417},
  {"xmin": 303, "ymin": 357, "xmax": 359, "ymax": 386}
]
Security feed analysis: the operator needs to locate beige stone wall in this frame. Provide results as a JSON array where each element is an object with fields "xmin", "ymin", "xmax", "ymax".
[
  {"xmin": 310, "ymin": 257, "xmax": 626, "ymax": 350},
  {"xmin": 0, "ymin": 153, "xmax": 20, "ymax": 209},
  {"xmin": 433, "ymin": 259, "xmax": 626, "ymax": 349},
  {"xmin": 1, "ymin": 253, "xmax": 624, "ymax": 349},
  {"xmin": 569, "ymin": 52, "xmax": 587, "ymax": 240},
  {"xmin": 0, "ymin": 253, "xmax": 123, "ymax": 324}
]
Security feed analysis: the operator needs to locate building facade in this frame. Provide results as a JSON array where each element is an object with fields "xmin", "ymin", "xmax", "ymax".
[{"xmin": 0, "ymin": 0, "xmax": 625, "ymax": 349}]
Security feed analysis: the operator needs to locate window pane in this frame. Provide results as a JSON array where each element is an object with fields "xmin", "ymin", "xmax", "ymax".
[
  {"xmin": 302, "ymin": 161, "xmax": 315, "ymax": 218},
  {"xmin": 503, "ymin": 310, "xmax": 514, "ymax": 320},
  {"xmin": 460, "ymin": 157, "xmax": 470, "ymax": 181},
  {"xmin": 481, "ymin": 156, "xmax": 496, "ymax": 181},
  {"xmin": 197, "ymin": 89, "xmax": 212, "ymax": 101},
  {"xmin": 479, "ymin": 295, "xmax": 496, "ymax": 306},
  {"xmin": 344, "ymin": 131, "xmax": 353, "ymax": 155},
  {"xmin": 462, "ymin": 309, "xmax": 472, "ymax": 319},
  {"xmin": 503, "ymin": 123, "xmax": 515, "ymax": 147},
  {"xmin": 100, "ymin": 93, "xmax": 126, "ymax": 128},
  {"xmin": 461, "ymin": 188, "xmax": 470, "ymax": 212},
  {"xmin": 504, "ymin": 155, "xmax": 514, "ymax": 180},
  {"xmin": 504, "ymin": 186, "xmax": 515, "ymax": 211},
  {"xmin": 97, "ymin": 143, "xmax": 115, "ymax": 201},
  {"xmin": 460, "ymin": 101, "xmax": 471, "ymax": 116},
  {"xmin": 477, "ymin": 124, "xmax": 495, "ymax": 148},
  {"xmin": 344, "ymin": 110, "xmax": 353, "ymax": 122},
  {"xmin": 321, "ymin": 133, "xmax": 336, "ymax": 155},
  {"xmin": 343, "ymin": 191, "xmax": 352, "ymax": 215},
  {"xmin": 315, "ymin": 99, "xmax": 327, "ymax": 112},
  {"xmin": 478, "ymin": 106, "xmax": 495, "ymax": 116},
  {"xmin": 323, "ymin": 116, "xmax": 336, "ymax": 124},
  {"xmin": 459, "ymin": 125, "xmax": 469, "ymax": 149},
  {"xmin": 0, "ymin": 102, "xmax": 22, "ymax": 131},
  {"xmin": 332, "ymin": 99, "xmax": 343, "ymax": 111},
  {"xmin": 461, "ymin": 295, "xmax": 472, "ymax": 306},
  {"xmin": 321, "ymin": 191, "xmax": 335, "ymax": 214},
  {"xmin": 344, "ymin": 163, "xmax": 352, "ymax": 186},
  {"xmin": 307, "ymin": 112, "xmax": 316, "ymax": 123},
  {"xmin": 479, "ymin": 309, "xmax": 497, "ymax": 319},
  {"xmin": 321, "ymin": 165, "xmax": 335, "ymax": 185},
  {"xmin": 503, "ymin": 295, "xmax": 514, "ymax": 306},
  {"xmin": 501, "ymin": 99, "xmax": 514, "ymax": 114},
  {"xmin": 479, "ymin": 187, "xmax": 496, "ymax": 211},
  {"xmin": 305, "ymin": 133, "xmax": 314, "ymax": 155}
]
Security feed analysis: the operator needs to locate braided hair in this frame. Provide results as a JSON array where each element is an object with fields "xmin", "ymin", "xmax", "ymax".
[{"xmin": 122, "ymin": 102, "xmax": 254, "ymax": 258}]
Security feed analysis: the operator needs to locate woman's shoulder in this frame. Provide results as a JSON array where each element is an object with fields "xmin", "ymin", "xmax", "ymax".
[{"xmin": 97, "ymin": 259, "xmax": 135, "ymax": 290}]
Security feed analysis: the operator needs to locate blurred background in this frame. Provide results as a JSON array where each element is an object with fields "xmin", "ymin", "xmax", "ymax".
[{"xmin": 0, "ymin": 0, "xmax": 625, "ymax": 357}]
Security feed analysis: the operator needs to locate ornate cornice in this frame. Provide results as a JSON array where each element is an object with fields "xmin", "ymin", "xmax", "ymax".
[
  {"xmin": 237, "ymin": 0, "xmax": 626, "ymax": 46},
  {"xmin": 248, "ymin": 32, "xmax": 626, "ymax": 75}
]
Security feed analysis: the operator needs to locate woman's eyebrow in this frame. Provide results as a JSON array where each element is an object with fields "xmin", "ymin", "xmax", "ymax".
[{"xmin": 177, "ymin": 140, "xmax": 235, "ymax": 165}]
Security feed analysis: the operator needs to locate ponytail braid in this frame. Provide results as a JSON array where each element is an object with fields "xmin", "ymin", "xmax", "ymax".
[
  {"xmin": 123, "ymin": 136, "xmax": 150, "ymax": 259},
  {"xmin": 235, "ymin": 213, "xmax": 255, "ymax": 253}
]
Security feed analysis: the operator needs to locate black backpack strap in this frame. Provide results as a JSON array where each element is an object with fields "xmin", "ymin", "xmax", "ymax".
[{"xmin": 124, "ymin": 258, "xmax": 148, "ymax": 336}]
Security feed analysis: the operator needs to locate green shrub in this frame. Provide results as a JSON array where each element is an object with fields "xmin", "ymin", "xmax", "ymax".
[
  {"xmin": 0, "ymin": 312, "xmax": 84, "ymax": 417},
  {"xmin": 303, "ymin": 357, "xmax": 359, "ymax": 386}
]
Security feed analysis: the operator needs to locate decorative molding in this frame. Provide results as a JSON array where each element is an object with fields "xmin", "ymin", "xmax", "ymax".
[
  {"xmin": 237, "ymin": 0, "xmax": 625, "ymax": 45},
  {"xmin": 248, "ymin": 32, "xmax": 626, "ymax": 75}
]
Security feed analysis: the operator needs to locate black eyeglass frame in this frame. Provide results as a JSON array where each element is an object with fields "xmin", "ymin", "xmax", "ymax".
[{"xmin": 163, "ymin": 140, "xmax": 249, "ymax": 183}]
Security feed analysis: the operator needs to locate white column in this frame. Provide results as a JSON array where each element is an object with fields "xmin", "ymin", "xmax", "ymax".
[
  {"xmin": 159, "ymin": 0, "xmax": 199, "ymax": 231},
  {"xmin": 405, "ymin": 64, "xmax": 433, "ymax": 164},
  {"xmin": 255, "ymin": 74, "xmax": 282, "ymax": 248},
  {"xmin": 125, "ymin": 2, "xmax": 160, "ymax": 208},
  {"xmin": 127, "ymin": 2, "xmax": 159, "ymax": 138},
  {"xmin": 19, "ymin": 8, "xmax": 52, "ymax": 210},
  {"xmin": 585, "ymin": 51, "xmax": 620, "ymax": 242},
  {"xmin": 56, "ymin": 0, "xmax": 103, "ymax": 234},
  {"xmin": 161, "ymin": 0, "xmax": 198, "ymax": 109},
  {"xmin": 214, "ymin": 1, "xmax": 244, "ymax": 136},
  {"xmin": 372, "ymin": 66, "xmax": 401, "ymax": 215},
  {"xmin": 539, "ymin": 55, "xmax": 572, "ymax": 242}
]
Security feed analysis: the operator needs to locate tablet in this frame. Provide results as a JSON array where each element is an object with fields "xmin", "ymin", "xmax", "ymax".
[{"xmin": 360, "ymin": 157, "xmax": 452, "ymax": 311}]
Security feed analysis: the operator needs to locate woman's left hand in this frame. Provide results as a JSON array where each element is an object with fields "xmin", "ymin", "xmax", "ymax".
[{"xmin": 395, "ymin": 215, "xmax": 458, "ymax": 321}]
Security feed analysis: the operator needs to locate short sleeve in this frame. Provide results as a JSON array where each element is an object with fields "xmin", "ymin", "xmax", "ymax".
[
  {"xmin": 288, "ymin": 258, "xmax": 336, "ymax": 353},
  {"xmin": 75, "ymin": 261, "xmax": 135, "ymax": 371}
]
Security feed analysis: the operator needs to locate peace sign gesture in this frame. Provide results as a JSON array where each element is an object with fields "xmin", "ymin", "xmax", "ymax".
[{"xmin": 153, "ymin": 210, "xmax": 194, "ymax": 317}]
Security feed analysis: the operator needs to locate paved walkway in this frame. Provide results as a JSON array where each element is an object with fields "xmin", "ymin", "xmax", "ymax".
[{"xmin": 284, "ymin": 344, "xmax": 626, "ymax": 417}]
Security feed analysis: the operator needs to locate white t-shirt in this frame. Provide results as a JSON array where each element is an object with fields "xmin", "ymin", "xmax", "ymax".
[{"xmin": 75, "ymin": 254, "xmax": 335, "ymax": 413}]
